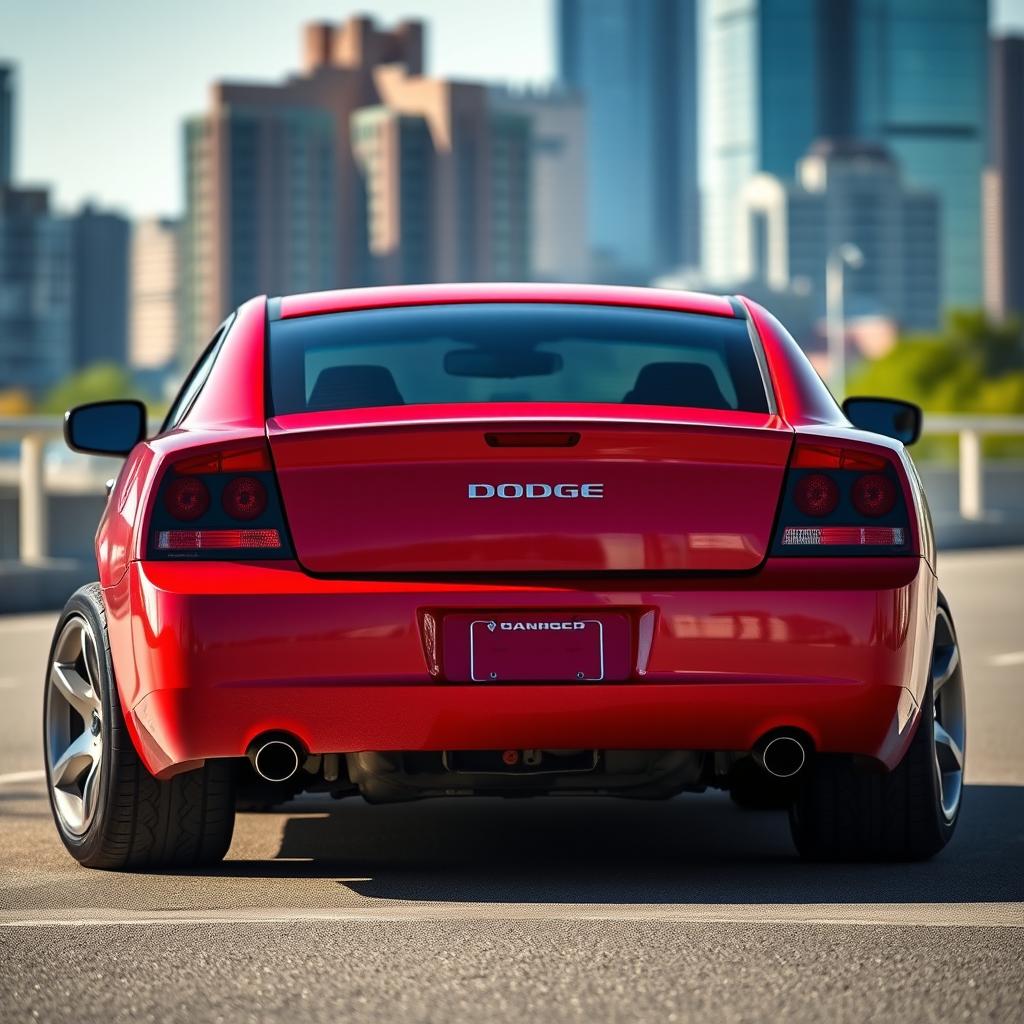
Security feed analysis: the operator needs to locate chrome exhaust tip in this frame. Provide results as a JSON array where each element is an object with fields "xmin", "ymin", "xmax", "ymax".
[
  {"xmin": 754, "ymin": 733, "xmax": 807, "ymax": 779},
  {"xmin": 247, "ymin": 735, "xmax": 302, "ymax": 783}
]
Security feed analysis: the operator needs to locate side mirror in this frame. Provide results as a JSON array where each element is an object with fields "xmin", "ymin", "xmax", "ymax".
[
  {"xmin": 842, "ymin": 397, "xmax": 922, "ymax": 446},
  {"xmin": 64, "ymin": 400, "xmax": 147, "ymax": 456}
]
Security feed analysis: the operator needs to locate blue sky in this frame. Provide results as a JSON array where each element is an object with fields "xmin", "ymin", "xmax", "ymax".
[{"xmin": 2, "ymin": 0, "xmax": 1022, "ymax": 218}]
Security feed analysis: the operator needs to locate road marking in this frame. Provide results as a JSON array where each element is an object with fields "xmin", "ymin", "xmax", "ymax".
[
  {"xmin": 988, "ymin": 651, "xmax": 1024, "ymax": 668},
  {"xmin": 0, "ymin": 769, "xmax": 45, "ymax": 785},
  {"xmin": 1, "ymin": 903, "xmax": 1021, "ymax": 930}
]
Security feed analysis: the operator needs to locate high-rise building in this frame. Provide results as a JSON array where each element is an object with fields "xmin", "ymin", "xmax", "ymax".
[
  {"xmin": 183, "ymin": 16, "xmax": 533, "ymax": 355},
  {"xmin": 0, "ymin": 64, "xmax": 13, "ymax": 186},
  {"xmin": 131, "ymin": 218, "xmax": 181, "ymax": 370},
  {"xmin": 854, "ymin": 0, "xmax": 989, "ymax": 309},
  {"xmin": 70, "ymin": 204, "xmax": 130, "ymax": 368},
  {"xmin": 181, "ymin": 17, "xmax": 419, "ymax": 355},
  {"xmin": 182, "ymin": 90, "xmax": 348, "ymax": 358},
  {"xmin": 984, "ymin": 35, "xmax": 1024, "ymax": 322},
  {"xmin": 701, "ymin": 0, "xmax": 988, "ymax": 308},
  {"xmin": 0, "ymin": 187, "xmax": 73, "ymax": 394},
  {"xmin": 368, "ymin": 65, "xmax": 532, "ymax": 283},
  {"xmin": 701, "ymin": 0, "xmax": 823, "ymax": 285},
  {"xmin": 352, "ymin": 106, "xmax": 435, "ymax": 285},
  {"xmin": 558, "ymin": 0, "xmax": 699, "ymax": 280},
  {"xmin": 490, "ymin": 87, "xmax": 588, "ymax": 282},
  {"xmin": 740, "ymin": 140, "xmax": 941, "ymax": 330}
]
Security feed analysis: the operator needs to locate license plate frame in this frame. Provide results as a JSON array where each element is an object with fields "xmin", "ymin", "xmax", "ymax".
[{"xmin": 467, "ymin": 616, "xmax": 606, "ymax": 682}]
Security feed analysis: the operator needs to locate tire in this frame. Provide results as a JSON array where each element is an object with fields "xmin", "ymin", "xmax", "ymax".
[
  {"xmin": 789, "ymin": 598, "xmax": 965, "ymax": 861},
  {"xmin": 43, "ymin": 583, "xmax": 235, "ymax": 870}
]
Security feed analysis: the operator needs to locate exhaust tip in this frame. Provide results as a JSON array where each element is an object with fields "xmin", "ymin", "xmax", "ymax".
[
  {"xmin": 755, "ymin": 734, "xmax": 807, "ymax": 779},
  {"xmin": 248, "ymin": 736, "xmax": 302, "ymax": 783}
]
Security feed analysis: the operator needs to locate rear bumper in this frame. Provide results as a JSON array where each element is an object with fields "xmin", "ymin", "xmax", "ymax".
[{"xmin": 110, "ymin": 558, "xmax": 937, "ymax": 778}]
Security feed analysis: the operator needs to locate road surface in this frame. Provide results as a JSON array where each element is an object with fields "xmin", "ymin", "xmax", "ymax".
[{"xmin": 1, "ymin": 548, "xmax": 1022, "ymax": 1022}]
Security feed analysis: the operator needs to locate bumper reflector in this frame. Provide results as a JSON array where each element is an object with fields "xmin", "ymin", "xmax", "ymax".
[
  {"xmin": 781, "ymin": 526, "xmax": 905, "ymax": 547},
  {"xmin": 156, "ymin": 529, "xmax": 282, "ymax": 550}
]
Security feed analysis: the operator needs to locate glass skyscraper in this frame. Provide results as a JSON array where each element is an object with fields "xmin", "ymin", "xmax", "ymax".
[
  {"xmin": 558, "ymin": 0, "xmax": 700, "ymax": 280},
  {"xmin": 854, "ymin": 0, "xmax": 989, "ymax": 308},
  {"xmin": 700, "ymin": 0, "xmax": 820, "ymax": 284},
  {"xmin": 0, "ymin": 65, "xmax": 13, "ymax": 186},
  {"xmin": 701, "ymin": 0, "xmax": 988, "ymax": 308}
]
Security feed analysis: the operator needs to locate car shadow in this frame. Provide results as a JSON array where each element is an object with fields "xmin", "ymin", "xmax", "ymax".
[{"xmin": 212, "ymin": 783, "xmax": 1024, "ymax": 905}]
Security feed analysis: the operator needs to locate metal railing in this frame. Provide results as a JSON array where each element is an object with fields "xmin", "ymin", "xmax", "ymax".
[
  {"xmin": 1, "ymin": 414, "xmax": 1023, "ymax": 562},
  {"xmin": 0, "ymin": 416, "xmax": 68, "ymax": 564},
  {"xmin": 921, "ymin": 416, "xmax": 1024, "ymax": 521}
]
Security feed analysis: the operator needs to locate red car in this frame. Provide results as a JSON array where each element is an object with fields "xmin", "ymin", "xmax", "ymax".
[{"xmin": 47, "ymin": 284, "xmax": 964, "ymax": 869}]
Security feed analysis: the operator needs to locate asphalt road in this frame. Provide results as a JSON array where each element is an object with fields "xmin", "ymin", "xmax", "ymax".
[{"xmin": 1, "ymin": 548, "xmax": 1022, "ymax": 1023}]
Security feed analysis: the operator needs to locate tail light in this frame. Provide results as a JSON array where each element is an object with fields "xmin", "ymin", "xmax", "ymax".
[
  {"xmin": 772, "ymin": 440, "xmax": 913, "ymax": 556},
  {"xmin": 851, "ymin": 473, "xmax": 897, "ymax": 517},
  {"xmin": 793, "ymin": 474, "xmax": 839, "ymax": 517},
  {"xmin": 148, "ymin": 443, "xmax": 291, "ymax": 560},
  {"xmin": 222, "ymin": 477, "xmax": 268, "ymax": 520},
  {"xmin": 164, "ymin": 477, "xmax": 210, "ymax": 521}
]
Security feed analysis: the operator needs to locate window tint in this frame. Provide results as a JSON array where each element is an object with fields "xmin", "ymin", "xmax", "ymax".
[
  {"xmin": 160, "ymin": 317, "xmax": 233, "ymax": 431},
  {"xmin": 268, "ymin": 304, "xmax": 769, "ymax": 415}
]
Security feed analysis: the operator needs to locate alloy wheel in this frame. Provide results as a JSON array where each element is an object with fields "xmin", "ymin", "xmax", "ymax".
[
  {"xmin": 931, "ymin": 607, "xmax": 966, "ymax": 822},
  {"xmin": 45, "ymin": 615, "xmax": 104, "ymax": 836}
]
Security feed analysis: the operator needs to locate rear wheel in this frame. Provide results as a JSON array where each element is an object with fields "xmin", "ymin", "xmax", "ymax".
[
  {"xmin": 44, "ymin": 584, "xmax": 235, "ymax": 870},
  {"xmin": 789, "ymin": 600, "xmax": 965, "ymax": 861}
]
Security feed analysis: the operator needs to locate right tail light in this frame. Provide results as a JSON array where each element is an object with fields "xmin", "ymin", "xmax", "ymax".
[{"xmin": 772, "ymin": 441, "xmax": 913, "ymax": 555}]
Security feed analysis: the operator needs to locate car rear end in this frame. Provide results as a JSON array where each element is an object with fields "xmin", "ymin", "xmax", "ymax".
[{"xmin": 123, "ymin": 293, "xmax": 935, "ymax": 804}]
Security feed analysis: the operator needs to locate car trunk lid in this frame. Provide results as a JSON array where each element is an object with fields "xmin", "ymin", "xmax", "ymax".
[{"xmin": 267, "ymin": 408, "xmax": 793, "ymax": 574}]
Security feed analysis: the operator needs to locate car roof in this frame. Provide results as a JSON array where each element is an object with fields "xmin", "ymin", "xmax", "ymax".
[{"xmin": 271, "ymin": 283, "xmax": 740, "ymax": 322}]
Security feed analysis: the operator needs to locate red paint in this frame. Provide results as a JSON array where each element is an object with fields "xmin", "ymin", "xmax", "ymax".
[
  {"xmin": 279, "ymin": 282, "xmax": 737, "ymax": 321},
  {"xmin": 122, "ymin": 556, "xmax": 933, "ymax": 777},
  {"xmin": 88, "ymin": 285, "xmax": 943, "ymax": 782},
  {"xmin": 267, "ymin": 415, "xmax": 793, "ymax": 573}
]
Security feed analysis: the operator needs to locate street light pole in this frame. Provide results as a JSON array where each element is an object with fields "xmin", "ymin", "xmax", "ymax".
[{"xmin": 825, "ymin": 243, "xmax": 864, "ymax": 401}]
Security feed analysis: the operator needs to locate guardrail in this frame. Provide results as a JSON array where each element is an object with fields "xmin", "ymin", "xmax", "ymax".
[
  {"xmin": 921, "ymin": 415, "xmax": 1024, "ymax": 521},
  {"xmin": 1, "ymin": 414, "xmax": 1023, "ymax": 562},
  {"xmin": 0, "ymin": 416, "xmax": 68, "ymax": 564}
]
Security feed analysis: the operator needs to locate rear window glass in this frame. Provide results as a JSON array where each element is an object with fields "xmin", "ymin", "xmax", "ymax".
[{"xmin": 267, "ymin": 303, "xmax": 769, "ymax": 415}]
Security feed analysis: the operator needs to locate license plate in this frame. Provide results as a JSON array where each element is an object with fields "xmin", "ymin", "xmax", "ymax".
[{"xmin": 441, "ymin": 612, "xmax": 631, "ymax": 682}]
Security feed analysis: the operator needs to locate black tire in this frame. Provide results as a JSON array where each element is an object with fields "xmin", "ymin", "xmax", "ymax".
[
  {"xmin": 44, "ymin": 583, "xmax": 235, "ymax": 870},
  {"xmin": 789, "ymin": 599, "xmax": 965, "ymax": 861}
]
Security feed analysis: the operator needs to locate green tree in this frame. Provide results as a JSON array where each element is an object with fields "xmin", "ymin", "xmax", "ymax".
[
  {"xmin": 848, "ymin": 310, "xmax": 1024, "ymax": 458},
  {"xmin": 39, "ymin": 363, "xmax": 150, "ymax": 415}
]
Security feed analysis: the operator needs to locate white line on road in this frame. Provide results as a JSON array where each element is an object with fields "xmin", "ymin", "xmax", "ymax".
[
  {"xmin": 988, "ymin": 651, "xmax": 1024, "ymax": 668},
  {"xmin": 1, "ymin": 902, "xmax": 1021, "ymax": 930},
  {"xmin": 0, "ymin": 769, "xmax": 45, "ymax": 785}
]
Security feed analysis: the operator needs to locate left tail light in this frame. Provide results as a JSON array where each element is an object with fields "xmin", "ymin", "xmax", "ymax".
[
  {"xmin": 771, "ymin": 440, "xmax": 914, "ymax": 556},
  {"xmin": 147, "ymin": 444, "xmax": 292, "ymax": 560}
]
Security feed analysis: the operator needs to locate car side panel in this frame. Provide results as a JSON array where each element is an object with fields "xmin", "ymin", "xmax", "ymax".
[
  {"xmin": 741, "ymin": 297, "xmax": 847, "ymax": 426},
  {"xmin": 185, "ymin": 295, "xmax": 268, "ymax": 430}
]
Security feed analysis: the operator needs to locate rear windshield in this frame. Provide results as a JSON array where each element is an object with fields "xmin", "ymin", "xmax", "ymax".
[{"xmin": 267, "ymin": 302, "xmax": 769, "ymax": 415}]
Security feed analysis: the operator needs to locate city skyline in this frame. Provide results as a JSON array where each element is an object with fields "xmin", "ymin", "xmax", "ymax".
[
  {"xmin": 0, "ymin": 0, "xmax": 551, "ymax": 217},
  {"xmin": 700, "ymin": 0, "xmax": 989, "ymax": 309},
  {"xmin": 1, "ymin": 0, "xmax": 1023, "ymax": 218}
]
